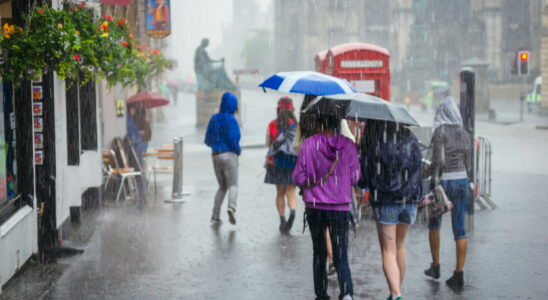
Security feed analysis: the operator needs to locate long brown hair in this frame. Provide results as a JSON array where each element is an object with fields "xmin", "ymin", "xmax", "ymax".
[{"xmin": 277, "ymin": 109, "xmax": 297, "ymax": 131}]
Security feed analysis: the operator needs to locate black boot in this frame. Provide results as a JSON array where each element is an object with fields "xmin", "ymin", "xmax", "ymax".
[
  {"xmin": 279, "ymin": 216, "xmax": 287, "ymax": 233},
  {"xmin": 446, "ymin": 270, "xmax": 464, "ymax": 288},
  {"xmin": 285, "ymin": 210, "xmax": 296, "ymax": 233},
  {"xmin": 424, "ymin": 263, "xmax": 440, "ymax": 279}
]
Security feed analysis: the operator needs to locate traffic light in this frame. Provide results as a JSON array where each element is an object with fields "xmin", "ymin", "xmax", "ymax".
[{"xmin": 518, "ymin": 50, "xmax": 529, "ymax": 76}]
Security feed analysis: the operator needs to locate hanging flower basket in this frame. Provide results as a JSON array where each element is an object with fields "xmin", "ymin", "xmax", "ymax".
[{"xmin": 0, "ymin": 4, "xmax": 170, "ymax": 87}]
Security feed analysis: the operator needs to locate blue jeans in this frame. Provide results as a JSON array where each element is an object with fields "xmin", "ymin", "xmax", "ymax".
[
  {"xmin": 373, "ymin": 203, "xmax": 417, "ymax": 225},
  {"xmin": 306, "ymin": 207, "xmax": 353, "ymax": 300},
  {"xmin": 428, "ymin": 179, "xmax": 470, "ymax": 240}
]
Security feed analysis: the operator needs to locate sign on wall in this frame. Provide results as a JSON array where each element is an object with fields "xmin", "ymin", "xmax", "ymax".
[
  {"xmin": 341, "ymin": 60, "xmax": 383, "ymax": 68},
  {"xmin": 146, "ymin": 0, "xmax": 171, "ymax": 39}
]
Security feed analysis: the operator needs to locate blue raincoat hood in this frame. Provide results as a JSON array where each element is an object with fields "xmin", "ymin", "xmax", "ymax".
[{"xmin": 220, "ymin": 92, "xmax": 238, "ymax": 114}]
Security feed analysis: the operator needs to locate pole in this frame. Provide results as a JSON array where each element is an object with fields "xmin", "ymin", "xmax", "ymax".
[
  {"xmin": 460, "ymin": 67, "xmax": 475, "ymax": 233},
  {"xmin": 520, "ymin": 76, "xmax": 525, "ymax": 122},
  {"xmin": 165, "ymin": 136, "xmax": 190, "ymax": 203}
]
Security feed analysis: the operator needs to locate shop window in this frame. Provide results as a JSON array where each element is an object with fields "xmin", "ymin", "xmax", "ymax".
[
  {"xmin": 0, "ymin": 80, "xmax": 19, "ymax": 224},
  {"xmin": 79, "ymin": 80, "xmax": 97, "ymax": 151},
  {"xmin": 66, "ymin": 77, "xmax": 98, "ymax": 165}
]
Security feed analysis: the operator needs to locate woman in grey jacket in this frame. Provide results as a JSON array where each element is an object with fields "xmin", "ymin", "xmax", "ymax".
[{"xmin": 424, "ymin": 96, "xmax": 472, "ymax": 289}]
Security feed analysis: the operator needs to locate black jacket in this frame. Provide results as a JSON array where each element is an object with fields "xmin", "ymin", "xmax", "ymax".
[{"xmin": 359, "ymin": 122, "xmax": 423, "ymax": 206}]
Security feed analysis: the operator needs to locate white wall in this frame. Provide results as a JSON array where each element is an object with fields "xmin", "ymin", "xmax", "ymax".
[
  {"xmin": 100, "ymin": 83, "xmax": 127, "ymax": 150},
  {"xmin": 0, "ymin": 206, "xmax": 38, "ymax": 293},
  {"xmin": 54, "ymin": 77, "xmax": 102, "ymax": 229}
]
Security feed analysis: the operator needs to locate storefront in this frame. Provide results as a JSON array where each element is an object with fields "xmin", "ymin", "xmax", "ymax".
[
  {"xmin": 1, "ymin": 0, "xmax": 103, "ymax": 292},
  {"xmin": 0, "ymin": 0, "xmax": 40, "ymax": 292}
]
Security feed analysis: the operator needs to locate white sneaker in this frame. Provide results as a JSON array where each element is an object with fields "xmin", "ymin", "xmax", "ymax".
[{"xmin": 342, "ymin": 294, "xmax": 352, "ymax": 300}]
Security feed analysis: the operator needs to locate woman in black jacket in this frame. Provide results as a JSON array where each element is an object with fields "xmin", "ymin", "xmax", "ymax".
[{"xmin": 360, "ymin": 120, "xmax": 423, "ymax": 300}]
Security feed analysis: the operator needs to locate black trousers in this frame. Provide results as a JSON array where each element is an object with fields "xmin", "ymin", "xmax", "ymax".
[{"xmin": 306, "ymin": 207, "xmax": 353, "ymax": 300}]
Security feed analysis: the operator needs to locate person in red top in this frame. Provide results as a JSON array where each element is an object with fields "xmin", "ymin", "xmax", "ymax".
[{"xmin": 265, "ymin": 97, "xmax": 298, "ymax": 233}]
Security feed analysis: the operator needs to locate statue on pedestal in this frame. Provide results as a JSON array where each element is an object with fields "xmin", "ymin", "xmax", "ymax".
[{"xmin": 194, "ymin": 38, "xmax": 237, "ymax": 91}]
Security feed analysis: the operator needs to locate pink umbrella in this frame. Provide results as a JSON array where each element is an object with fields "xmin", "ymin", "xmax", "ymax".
[{"xmin": 127, "ymin": 92, "xmax": 169, "ymax": 109}]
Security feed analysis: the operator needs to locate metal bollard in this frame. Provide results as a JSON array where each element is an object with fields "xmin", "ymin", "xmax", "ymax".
[{"xmin": 165, "ymin": 136, "xmax": 190, "ymax": 203}]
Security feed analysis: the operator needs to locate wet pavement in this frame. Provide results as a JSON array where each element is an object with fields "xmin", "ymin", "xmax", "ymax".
[{"xmin": 2, "ymin": 89, "xmax": 548, "ymax": 299}]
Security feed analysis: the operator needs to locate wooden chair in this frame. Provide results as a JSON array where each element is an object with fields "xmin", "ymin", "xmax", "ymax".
[{"xmin": 103, "ymin": 148, "xmax": 143, "ymax": 204}]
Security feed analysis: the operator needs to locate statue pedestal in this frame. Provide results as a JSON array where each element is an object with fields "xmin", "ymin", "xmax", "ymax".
[{"xmin": 195, "ymin": 90, "xmax": 241, "ymax": 127}]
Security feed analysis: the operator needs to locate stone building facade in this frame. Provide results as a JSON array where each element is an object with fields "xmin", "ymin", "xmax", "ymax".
[{"xmin": 274, "ymin": 0, "xmax": 543, "ymax": 85}]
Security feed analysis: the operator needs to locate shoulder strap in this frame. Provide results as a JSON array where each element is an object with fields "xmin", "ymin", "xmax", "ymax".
[{"xmin": 301, "ymin": 157, "xmax": 339, "ymax": 190}]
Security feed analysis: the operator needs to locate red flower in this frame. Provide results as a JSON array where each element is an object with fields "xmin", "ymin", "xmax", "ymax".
[
  {"xmin": 80, "ymin": 2, "xmax": 85, "ymax": 8},
  {"xmin": 73, "ymin": 54, "xmax": 80, "ymax": 61},
  {"xmin": 122, "ymin": 41, "xmax": 129, "ymax": 47},
  {"xmin": 150, "ymin": 49, "xmax": 161, "ymax": 55},
  {"xmin": 117, "ymin": 18, "xmax": 125, "ymax": 27},
  {"xmin": 71, "ymin": 7, "xmax": 77, "ymax": 11},
  {"xmin": 38, "ymin": 9, "xmax": 44, "ymax": 14},
  {"xmin": 104, "ymin": 15, "xmax": 113, "ymax": 22}
]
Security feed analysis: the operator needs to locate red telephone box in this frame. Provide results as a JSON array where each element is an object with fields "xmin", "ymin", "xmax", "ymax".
[
  {"xmin": 325, "ymin": 42, "xmax": 391, "ymax": 101},
  {"xmin": 315, "ymin": 50, "xmax": 328, "ymax": 73}
]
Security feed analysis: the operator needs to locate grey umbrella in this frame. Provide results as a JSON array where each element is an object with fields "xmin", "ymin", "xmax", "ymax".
[{"xmin": 303, "ymin": 92, "xmax": 420, "ymax": 126}]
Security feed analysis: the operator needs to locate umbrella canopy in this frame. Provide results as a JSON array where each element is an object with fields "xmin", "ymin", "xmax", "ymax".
[
  {"xmin": 127, "ymin": 92, "xmax": 169, "ymax": 109},
  {"xmin": 304, "ymin": 92, "xmax": 420, "ymax": 126},
  {"xmin": 259, "ymin": 71, "xmax": 355, "ymax": 96}
]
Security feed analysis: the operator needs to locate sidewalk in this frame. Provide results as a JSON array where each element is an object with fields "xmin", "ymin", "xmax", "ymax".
[{"xmin": 2, "ymin": 89, "xmax": 548, "ymax": 299}]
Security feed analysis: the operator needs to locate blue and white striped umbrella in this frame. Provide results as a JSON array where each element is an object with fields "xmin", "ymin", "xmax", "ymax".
[{"xmin": 259, "ymin": 71, "xmax": 355, "ymax": 96}]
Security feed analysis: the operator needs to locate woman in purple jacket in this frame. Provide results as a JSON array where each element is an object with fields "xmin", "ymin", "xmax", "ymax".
[{"xmin": 292, "ymin": 115, "xmax": 361, "ymax": 300}]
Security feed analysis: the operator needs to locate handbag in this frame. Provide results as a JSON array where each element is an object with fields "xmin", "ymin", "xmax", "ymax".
[
  {"xmin": 420, "ymin": 127, "xmax": 453, "ymax": 218},
  {"xmin": 298, "ymin": 157, "xmax": 339, "ymax": 196},
  {"xmin": 420, "ymin": 184, "xmax": 453, "ymax": 218}
]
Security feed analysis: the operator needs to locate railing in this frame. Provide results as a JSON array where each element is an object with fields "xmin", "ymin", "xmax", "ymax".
[{"xmin": 475, "ymin": 136, "xmax": 496, "ymax": 209}]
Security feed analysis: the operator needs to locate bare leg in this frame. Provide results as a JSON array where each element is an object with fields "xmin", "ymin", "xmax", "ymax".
[
  {"xmin": 429, "ymin": 229, "xmax": 441, "ymax": 265},
  {"xmin": 455, "ymin": 238, "xmax": 468, "ymax": 272},
  {"xmin": 285, "ymin": 185, "xmax": 298, "ymax": 210},
  {"xmin": 326, "ymin": 229, "xmax": 334, "ymax": 264},
  {"xmin": 377, "ymin": 223, "xmax": 400, "ymax": 297},
  {"xmin": 275, "ymin": 185, "xmax": 286, "ymax": 217},
  {"xmin": 396, "ymin": 224, "xmax": 410, "ymax": 285}
]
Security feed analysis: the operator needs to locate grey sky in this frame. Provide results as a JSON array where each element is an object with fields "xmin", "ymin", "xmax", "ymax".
[{"xmin": 167, "ymin": 0, "xmax": 272, "ymax": 78}]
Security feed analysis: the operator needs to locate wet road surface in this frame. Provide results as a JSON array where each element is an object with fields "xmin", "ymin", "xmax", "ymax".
[{"xmin": 2, "ymin": 89, "xmax": 548, "ymax": 299}]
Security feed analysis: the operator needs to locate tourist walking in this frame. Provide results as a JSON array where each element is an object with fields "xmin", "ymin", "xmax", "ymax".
[
  {"xmin": 360, "ymin": 120, "xmax": 423, "ymax": 300},
  {"xmin": 293, "ymin": 114, "xmax": 361, "ymax": 300},
  {"xmin": 424, "ymin": 96, "xmax": 472, "ymax": 288},
  {"xmin": 204, "ymin": 92, "xmax": 241, "ymax": 226},
  {"xmin": 265, "ymin": 97, "xmax": 299, "ymax": 233}
]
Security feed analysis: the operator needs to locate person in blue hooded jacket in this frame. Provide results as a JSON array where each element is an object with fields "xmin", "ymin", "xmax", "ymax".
[{"xmin": 204, "ymin": 92, "xmax": 241, "ymax": 226}]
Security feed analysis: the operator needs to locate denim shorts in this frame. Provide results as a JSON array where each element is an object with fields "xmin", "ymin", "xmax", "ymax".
[
  {"xmin": 374, "ymin": 203, "xmax": 417, "ymax": 226},
  {"xmin": 428, "ymin": 179, "xmax": 470, "ymax": 240}
]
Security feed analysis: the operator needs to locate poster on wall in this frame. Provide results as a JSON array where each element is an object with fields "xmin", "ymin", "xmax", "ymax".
[
  {"xmin": 32, "ymin": 86, "xmax": 43, "ymax": 100},
  {"xmin": 33, "ymin": 117, "xmax": 43, "ymax": 132},
  {"xmin": 116, "ymin": 99, "xmax": 125, "ymax": 117},
  {"xmin": 146, "ymin": 0, "xmax": 171, "ymax": 39},
  {"xmin": 33, "ymin": 102, "xmax": 43, "ymax": 116},
  {"xmin": 34, "ymin": 133, "xmax": 44, "ymax": 149},
  {"xmin": 35, "ymin": 151, "xmax": 44, "ymax": 165}
]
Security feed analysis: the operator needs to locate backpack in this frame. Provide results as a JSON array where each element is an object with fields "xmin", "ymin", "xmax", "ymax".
[
  {"xmin": 361, "ymin": 125, "xmax": 422, "ymax": 203},
  {"xmin": 268, "ymin": 125, "xmax": 298, "ymax": 170}
]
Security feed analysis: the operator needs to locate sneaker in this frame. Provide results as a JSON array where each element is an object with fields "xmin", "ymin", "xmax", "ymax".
[
  {"xmin": 341, "ymin": 294, "xmax": 352, "ymax": 300},
  {"xmin": 210, "ymin": 218, "xmax": 222, "ymax": 226},
  {"xmin": 446, "ymin": 270, "xmax": 464, "ymax": 288},
  {"xmin": 386, "ymin": 297, "xmax": 402, "ymax": 300},
  {"xmin": 424, "ymin": 263, "xmax": 440, "ymax": 279},
  {"xmin": 227, "ymin": 208, "xmax": 236, "ymax": 225},
  {"xmin": 327, "ymin": 263, "xmax": 336, "ymax": 276}
]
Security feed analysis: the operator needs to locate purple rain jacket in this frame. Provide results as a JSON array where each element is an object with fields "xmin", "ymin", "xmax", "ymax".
[{"xmin": 292, "ymin": 133, "xmax": 361, "ymax": 211}]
